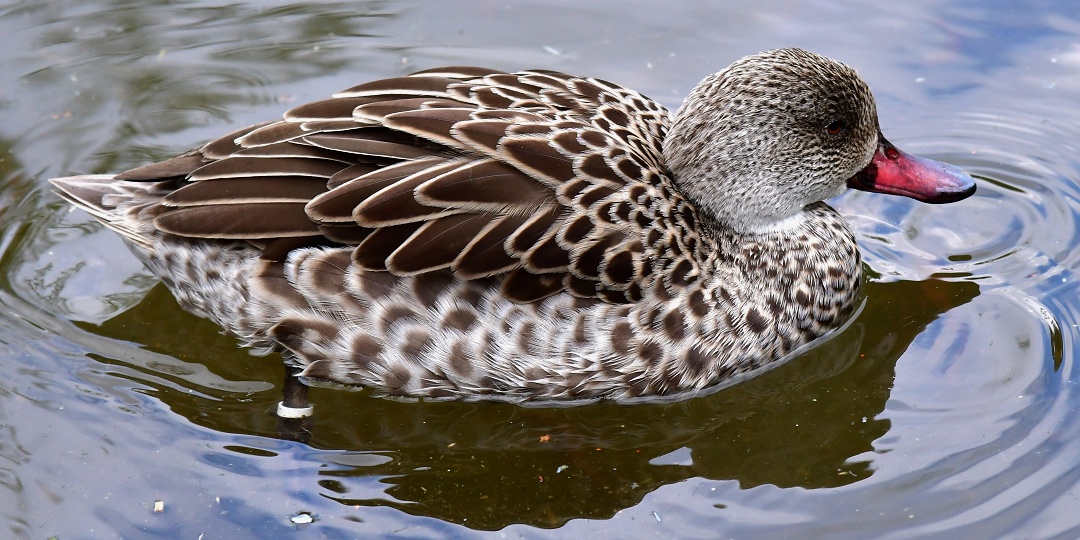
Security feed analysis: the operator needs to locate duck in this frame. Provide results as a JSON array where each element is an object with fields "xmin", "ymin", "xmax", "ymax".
[{"xmin": 51, "ymin": 48, "xmax": 975, "ymax": 405}]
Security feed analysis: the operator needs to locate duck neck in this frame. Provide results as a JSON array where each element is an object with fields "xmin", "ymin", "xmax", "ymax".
[{"xmin": 715, "ymin": 201, "xmax": 847, "ymax": 251}]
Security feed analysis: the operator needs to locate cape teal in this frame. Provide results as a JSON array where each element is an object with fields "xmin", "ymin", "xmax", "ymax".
[{"xmin": 51, "ymin": 48, "xmax": 976, "ymax": 402}]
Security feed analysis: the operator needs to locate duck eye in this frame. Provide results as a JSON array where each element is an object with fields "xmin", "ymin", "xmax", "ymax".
[{"xmin": 826, "ymin": 119, "xmax": 846, "ymax": 135}]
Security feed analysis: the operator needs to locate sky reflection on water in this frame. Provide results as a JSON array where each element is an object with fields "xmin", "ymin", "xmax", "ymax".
[{"xmin": 1, "ymin": 1, "xmax": 1079, "ymax": 538}]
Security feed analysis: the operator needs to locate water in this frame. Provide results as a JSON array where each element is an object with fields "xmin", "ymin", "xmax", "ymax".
[{"xmin": 1, "ymin": 0, "xmax": 1078, "ymax": 538}]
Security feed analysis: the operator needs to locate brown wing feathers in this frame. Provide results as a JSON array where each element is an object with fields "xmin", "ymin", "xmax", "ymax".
[{"xmin": 119, "ymin": 67, "xmax": 671, "ymax": 302}]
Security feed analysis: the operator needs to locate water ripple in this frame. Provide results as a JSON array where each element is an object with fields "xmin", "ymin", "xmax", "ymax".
[
  {"xmin": 841, "ymin": 107, "xmax": 1080, "ymax": 296},
  {"xmin": 2, "ymin": 1, "xmax": 1080, "ymax": 538}
]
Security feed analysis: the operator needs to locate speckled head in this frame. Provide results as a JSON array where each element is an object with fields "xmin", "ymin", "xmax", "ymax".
[{"xmin": 665, "ymin": 48, "xmax": 882, "ymax": 232}]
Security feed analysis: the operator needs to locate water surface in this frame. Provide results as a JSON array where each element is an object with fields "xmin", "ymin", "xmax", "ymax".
[{"xmin": 2, "ymin": 1, "xmax": 1079, "ymax": 538}]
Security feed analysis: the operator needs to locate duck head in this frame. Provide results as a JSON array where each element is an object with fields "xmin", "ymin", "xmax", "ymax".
[{"xmin": 663, "ymin": 48, "xmax": 975, "ymax": 233}]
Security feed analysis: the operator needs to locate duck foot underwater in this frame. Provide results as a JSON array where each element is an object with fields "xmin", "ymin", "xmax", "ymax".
[
  {"xmin": 51, "ymin": 48, "xmax": 975, "ymax": 415},
  {"xmin": 277, "ymin": 366, "xmax": 313, "ymax": 440}
]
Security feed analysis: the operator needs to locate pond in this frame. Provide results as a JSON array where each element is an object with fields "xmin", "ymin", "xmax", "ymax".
[{"xmin": 2, "ymin": 0, "xmax": 1079, "ymax": 537}]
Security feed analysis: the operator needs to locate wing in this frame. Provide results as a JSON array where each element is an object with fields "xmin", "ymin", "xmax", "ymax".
[{"xmin": 117, "ymin": 66, "xmax": 685, "ymax": 303}]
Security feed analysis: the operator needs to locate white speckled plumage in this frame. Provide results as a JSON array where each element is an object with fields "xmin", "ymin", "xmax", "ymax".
[{"xmin": 50, "ymin": 48, "xmax": 975, "ymax": 401}]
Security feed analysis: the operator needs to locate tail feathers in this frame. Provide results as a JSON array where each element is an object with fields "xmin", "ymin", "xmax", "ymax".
[{"xmin": 50, "ymin": 175, "xmax": 164, "ymax": 249}]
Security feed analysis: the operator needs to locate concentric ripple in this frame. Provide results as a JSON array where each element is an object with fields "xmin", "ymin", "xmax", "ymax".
[
  {"xmin": 839, "ymin": 107, "xmax": 1080, "ymax": 295},
  {"xmin": 3, "ymin": 1, "xmax": 1080, "ymax": 537}
]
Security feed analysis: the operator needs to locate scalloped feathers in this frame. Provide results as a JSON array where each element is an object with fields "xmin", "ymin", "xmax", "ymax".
[{"xmin": 49, "ymin": 49, "xmax": 899, "ymax": 401}]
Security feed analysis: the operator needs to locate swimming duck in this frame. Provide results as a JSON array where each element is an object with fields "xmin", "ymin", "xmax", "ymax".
[{"xmin": 51, "ymin": 48, "xmax": 975, "ymax": 403}]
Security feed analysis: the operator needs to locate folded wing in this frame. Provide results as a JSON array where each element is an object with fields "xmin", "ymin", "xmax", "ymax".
[{"xmin": 117, "ymin": 67, "xmax": 676, "ymax": 303}]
